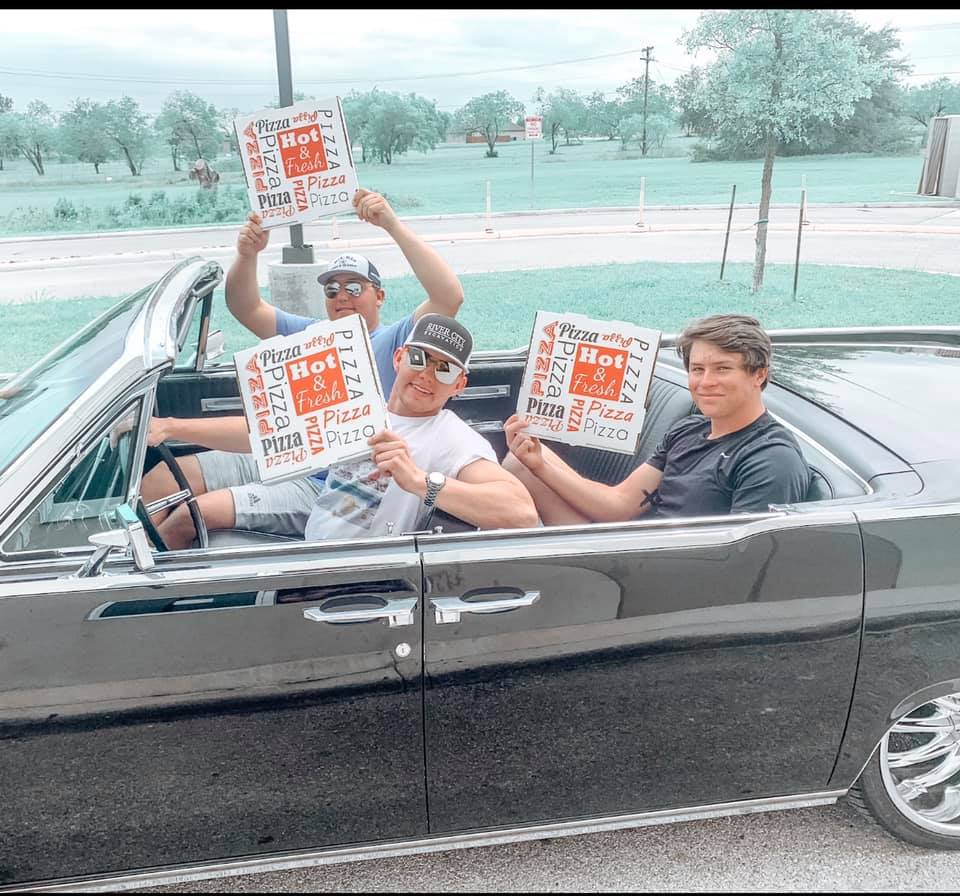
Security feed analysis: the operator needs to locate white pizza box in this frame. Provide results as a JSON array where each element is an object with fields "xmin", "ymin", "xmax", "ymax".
[{"xmin": 235, "ymin": 314, "xmax": 388, "ymax": 483}]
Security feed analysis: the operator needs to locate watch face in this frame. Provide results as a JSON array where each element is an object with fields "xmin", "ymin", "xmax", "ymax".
[{"xmin": 428, "ymin": 472, "xmax": 445, "ymax": 488}]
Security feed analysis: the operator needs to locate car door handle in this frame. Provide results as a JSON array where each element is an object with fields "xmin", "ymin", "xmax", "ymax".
[
  {"xmin": 430, "ymin": 591, "xmax": 540, "ymax": 624},
  {"xmin": 303, "ymin": 596, "xmax": 417, "ymax": 628}
]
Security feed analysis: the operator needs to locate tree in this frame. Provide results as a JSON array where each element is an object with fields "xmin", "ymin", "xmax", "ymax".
[
  {"xmin": 343, "ymin": 89, "xmax": 447, "ymax": 164},
  {"xmin": 455, "ymin": 91, "xmax": 524, "ymax": 157},
  {"xmin": 4, "ymin": 101, "xmax": 57, "ymax": 175},
  {"xmin": 59, "ymin": 99, "xmax": 114, "ymax": 174},
  {"xmin": 673, "ymin": 67, "xmax": 713, "ymax": 138},
  {"xmin": 585, "ymin": 91, "xmax": 622, "ymax": 142},
  {"xmin": 155, "ymin": 90, "xmax": 221, "ymax": 170},
  {"xmin": 538, "ymin": 88, "xmax": 589, "ymax": 151},
  {"xmin": 0, "ymin": 94, "xmax": 13, "ymax": 171},
  {"xmin": 902, "ymin": 78, "xmax": 960, "ymax": 130},
  {"xmin": 217, "ymin": 107, "xmax": 242, "ymax": 156},
  {"xmin": 685, "ymin": 9, "xmax": 887, "ymax": 292},
  {"xmin": 102, "ymin": 96, "xmax": 152, "ymax": 176}
]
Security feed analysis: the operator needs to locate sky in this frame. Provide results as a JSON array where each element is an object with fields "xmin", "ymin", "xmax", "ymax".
[{"xmin": 3, "ymin": 8, "xmax": 960, "ymax": 117}]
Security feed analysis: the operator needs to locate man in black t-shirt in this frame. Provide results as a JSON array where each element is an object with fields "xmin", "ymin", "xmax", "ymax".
[{"xmin": 503, "ymin": 314, "xmax": 811, "ymax": 525}]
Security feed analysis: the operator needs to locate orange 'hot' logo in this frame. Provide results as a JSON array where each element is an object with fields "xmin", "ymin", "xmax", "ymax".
[{"xmin": 569, "ymin": 343, "xmax": 628, "ymax": 400}]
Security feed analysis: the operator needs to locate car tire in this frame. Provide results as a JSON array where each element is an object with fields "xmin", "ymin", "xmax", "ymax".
[{"xmin": 848, "ymin": 692, "xmax": 960, "ymax": 850}]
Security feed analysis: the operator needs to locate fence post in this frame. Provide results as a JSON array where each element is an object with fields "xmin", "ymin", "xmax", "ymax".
[
  {"xmin": 720, "ymin": 184, "xmax": 737, "ymax": 280},
  {"xmin": 793, "ymin": 189, "xmax": 806, "ymax": 300},
  {"xmin": 484, "ymin": 180, "xmax": 493, "ymax": 233},
  {"xmin": 636, "ymin": 176, "xmax": 646, "ymax": 227}
]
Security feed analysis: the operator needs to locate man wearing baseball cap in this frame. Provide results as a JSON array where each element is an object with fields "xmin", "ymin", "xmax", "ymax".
[
  {"xmin": 304, "ymin": 314, "xmax": 538, "ymax": 540},
  {"xmin": 143, "ymin": 189, "xmax": 469, "ymax": 550}
]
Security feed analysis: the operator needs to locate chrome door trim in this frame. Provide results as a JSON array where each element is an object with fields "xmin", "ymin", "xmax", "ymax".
[
  {"xmin": 18, "ymin": 790, "xmax": 844, "ymax": 893},
  {"xmin": 304, "ymin": 596, "xmax": 417, "ymax": 627},
  {"xmin": 453, "ymin": 384, "xmax": 511, "ymax": 401},
  {"xmin": 416, "ymin": 509, "xmax": 858, "ymax": 565},
  {"xmin": 0, "ymin": 541, "xmax": 420, "ymax": 600},
  {"xmin": 431, "ymin": 591, "xmax": 540, "ymax": 624},
  {"xmin": 855, "ymin": 501, "xmax": 960, "ymax": 524},
  {"xmin": 200, "ymin": 397, "xmax": 244, "ymax": 413}
]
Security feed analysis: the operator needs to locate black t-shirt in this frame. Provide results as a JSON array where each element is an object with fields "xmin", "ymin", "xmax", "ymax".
[{"xmin": 644, "ymin": 412, "xmax": 811, "ymax": 518}]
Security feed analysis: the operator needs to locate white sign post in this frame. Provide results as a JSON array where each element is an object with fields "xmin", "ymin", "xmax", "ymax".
[
  {"xmin": 525, "ymin": 115, "xmax": 543, "ymax": 209},
  {"xmin": 235, "ymin": 314, "xmax": 388, "ymax": 484},
  {"xmin": 516, "ymin": 312, "xmax": 661, "ymax": 455},
  {"xmin": 235, "ymin": 97, "xmax": 360, "ymax": 229}
]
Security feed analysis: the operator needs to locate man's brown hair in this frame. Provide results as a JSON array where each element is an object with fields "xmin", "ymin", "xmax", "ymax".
[{"xmin": 676, "ymin": 314, "xmax": 772, "ymax": 389}]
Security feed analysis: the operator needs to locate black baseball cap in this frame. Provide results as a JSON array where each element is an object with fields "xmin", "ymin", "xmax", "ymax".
[{"xmin": 405, "ymin": 314, "xmax": 473, "ymax": 371}]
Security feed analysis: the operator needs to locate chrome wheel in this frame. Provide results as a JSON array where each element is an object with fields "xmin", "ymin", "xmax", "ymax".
[{"xmin": 880, "ymin": 693, "xmax": 960, "ymax": 836}]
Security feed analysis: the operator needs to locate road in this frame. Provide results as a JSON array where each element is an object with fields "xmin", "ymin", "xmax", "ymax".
[
  {"xmin": 138, "ymin": 801, "xmax": 952, "ymax": 893},
  {"xmin": 2, "ymin": 202, "xmax": 959, "ymax": 303}
]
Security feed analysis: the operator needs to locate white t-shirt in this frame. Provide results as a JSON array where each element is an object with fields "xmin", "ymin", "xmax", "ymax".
[{"xmin": 303, "ymin": 410, "xmax": 498, "ymax": 541}]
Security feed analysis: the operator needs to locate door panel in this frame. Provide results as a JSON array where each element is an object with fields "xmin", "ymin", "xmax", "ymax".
[
  {"xmin": 420, "ymin": 513, "xmax": 863, "ymax": 832},
  {"xmin": 0, "ymin": 540, "xmax": 424, "ymax": 885},
  {"xmin": 154, "ymin": 368, "xmax": 242, "ymax": 419}
]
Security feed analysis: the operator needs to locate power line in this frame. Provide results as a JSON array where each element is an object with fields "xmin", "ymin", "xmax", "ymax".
[{"xmin": 0, "ymin": 48, "xmax": 645, "ymax": 89}]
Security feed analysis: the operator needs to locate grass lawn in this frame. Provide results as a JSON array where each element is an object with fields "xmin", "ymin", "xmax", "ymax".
[
  {"xmin": 2, "ymin": 260, "xmax": 956, "ymax": 374},
  {"xmin": 0, "ymin": 139, "xmax": 931, "ymax": 236}
]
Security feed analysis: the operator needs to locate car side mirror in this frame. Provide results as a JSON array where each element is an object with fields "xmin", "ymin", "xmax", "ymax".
[{"xmin": 74, "ymin": 504, "xmax": 155, "ymax": 578}]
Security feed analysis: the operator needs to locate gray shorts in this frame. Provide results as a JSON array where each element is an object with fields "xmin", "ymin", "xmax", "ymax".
[{"xmin": 195, "ymin": 450, "xmax": 324, "ymax": 537}]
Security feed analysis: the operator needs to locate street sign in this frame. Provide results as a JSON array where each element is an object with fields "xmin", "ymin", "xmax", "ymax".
[{"xmin": 525, "ymin": 116, "xmax": 543, "ymax": 139}]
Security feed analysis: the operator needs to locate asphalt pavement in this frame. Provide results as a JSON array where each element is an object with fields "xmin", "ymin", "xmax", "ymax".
[{"xmin": 1, "ymin": 202, "xmax": 959, "ymax": 303}]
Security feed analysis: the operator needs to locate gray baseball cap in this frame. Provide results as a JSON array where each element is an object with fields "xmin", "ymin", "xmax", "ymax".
[{"xmin": 317, "ymin": 253, "xmax": 382, "ymax": 288}]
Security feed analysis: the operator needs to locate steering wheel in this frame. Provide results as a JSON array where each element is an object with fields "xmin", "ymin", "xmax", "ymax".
[{"xmin": 138, "ymin": 443, "xmax": 209, "ymax": 550}]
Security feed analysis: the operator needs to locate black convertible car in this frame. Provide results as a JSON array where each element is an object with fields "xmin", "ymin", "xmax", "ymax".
[{"xmin": 2, "ymin": 257, "xmax": 960, "ymax": 890}]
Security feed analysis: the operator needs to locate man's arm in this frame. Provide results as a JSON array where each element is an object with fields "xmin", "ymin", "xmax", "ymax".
[
  {"xmin": 354, "ymin": 189, "xmax": 464, "ymax": 320},
  {"xmin": 434, "ymin": 459, "xmax": 538, "ymax": 530},
  {"xmin": 369, "ymin": 429, "xmax": 538, "ymax": 530},
  {"xmin": 224, "ymin": 212, "xmax": 279, "ymax": 339},
  {"xmin": 504, "ymin": 414, "xmax": 662, "ymax": 523},
  {"xmin": 148, "ymin": 416, "xmax": 253, "ymax": 454}
]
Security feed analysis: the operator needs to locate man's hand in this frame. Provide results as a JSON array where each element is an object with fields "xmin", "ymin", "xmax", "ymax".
[
  {"xmin": 146, "ymin": 417, "xmax": 178, "ymax": 448},
  {"xmin": 353, "ymin": 188, "xmax": 398, "ymax": 232},
  {"xmin": 369, "ymin": 429, "xmax": 426, "ymax": 496},
  {"xmin": 504, "ymin": 414, "xmax": 545, "ymax": 475},
  {"xmin": 237, "ymin": 212, "xmax": 269, "ymax": 259}
]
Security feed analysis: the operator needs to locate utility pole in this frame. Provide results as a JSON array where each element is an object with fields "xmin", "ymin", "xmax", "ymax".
[
  {"xmin": 273, "ymin": 9, "xmax": 312, "ymax": 264},
  {"xmin": 641, "ymin": 45, "xmax": 653, "ymax": 157}
]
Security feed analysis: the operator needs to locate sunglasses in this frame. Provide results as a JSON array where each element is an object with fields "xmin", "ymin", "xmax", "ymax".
[
  {"xmin": 404, "ymin": 345, "xmax": 463, "ymax": 385},
  {"xmin": 323, "ymin": 281, "xmax": 367, "ymax": 299}
]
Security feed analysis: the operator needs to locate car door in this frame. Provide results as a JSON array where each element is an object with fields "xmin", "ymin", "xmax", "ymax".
[
  {"xmin": 419, "ymin": 510, "xmax": 864, "ymax": 833},
  {"xmin": 0, "ymin": 537, "xmax": 425, "ymax": 885}
]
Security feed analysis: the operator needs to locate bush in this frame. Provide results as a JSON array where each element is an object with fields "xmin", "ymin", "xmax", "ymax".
[{"xmin": 52, "ymin": 198, "xmax": 78, "ymax": 221}]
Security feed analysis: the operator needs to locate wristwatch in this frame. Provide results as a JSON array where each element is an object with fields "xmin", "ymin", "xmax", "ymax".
[{"xmin": 423, "ymin": 471, "xmax": 446, "ymax": 507}]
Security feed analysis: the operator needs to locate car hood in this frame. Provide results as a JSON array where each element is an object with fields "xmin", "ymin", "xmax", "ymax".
[{"xmin": 772, "ymin": 343, "xmax": 959, "ymax": 464}]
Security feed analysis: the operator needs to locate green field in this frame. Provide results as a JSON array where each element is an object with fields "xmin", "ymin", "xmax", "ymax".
[
  {"xmin": 2, "ymin": 260, "xmax": 955, "ymax": 375},
  {"xmin": 0, "ymin": 139, "xmax": 932, "ymax": 237}
]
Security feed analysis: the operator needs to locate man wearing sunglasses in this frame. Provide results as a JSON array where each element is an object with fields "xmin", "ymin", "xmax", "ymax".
[
  {"xmin": 304, "ymin": 313, "xmax": 537, "ymax": 540},
  {"xmin": 142, "ymin": 188, "xmax": 468, "ymax": 550}
]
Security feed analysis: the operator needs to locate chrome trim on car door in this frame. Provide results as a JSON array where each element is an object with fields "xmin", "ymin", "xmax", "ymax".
[
  {"xmin": 453, "ymin": 384, "xmax": 511, "ymax": 401},
  {"xmin": 304, "ymin": 596, "xmax": 417, "ymax": 627},
  {"xmin": 431, "ymin": 591, "xmax": 539, "ymax": 624},
  {"xmin": 20, "ymin": 790, "xmax": 844, "ymax": 893},
  {"xmin": 200, "ymin": 397, "xmax": 244, "ymax": 413}
]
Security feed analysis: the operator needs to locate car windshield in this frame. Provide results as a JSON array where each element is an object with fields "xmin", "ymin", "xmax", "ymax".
[{"xmin": 0, "ymin": 286, "xmax": 152, "ymax": 476}]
